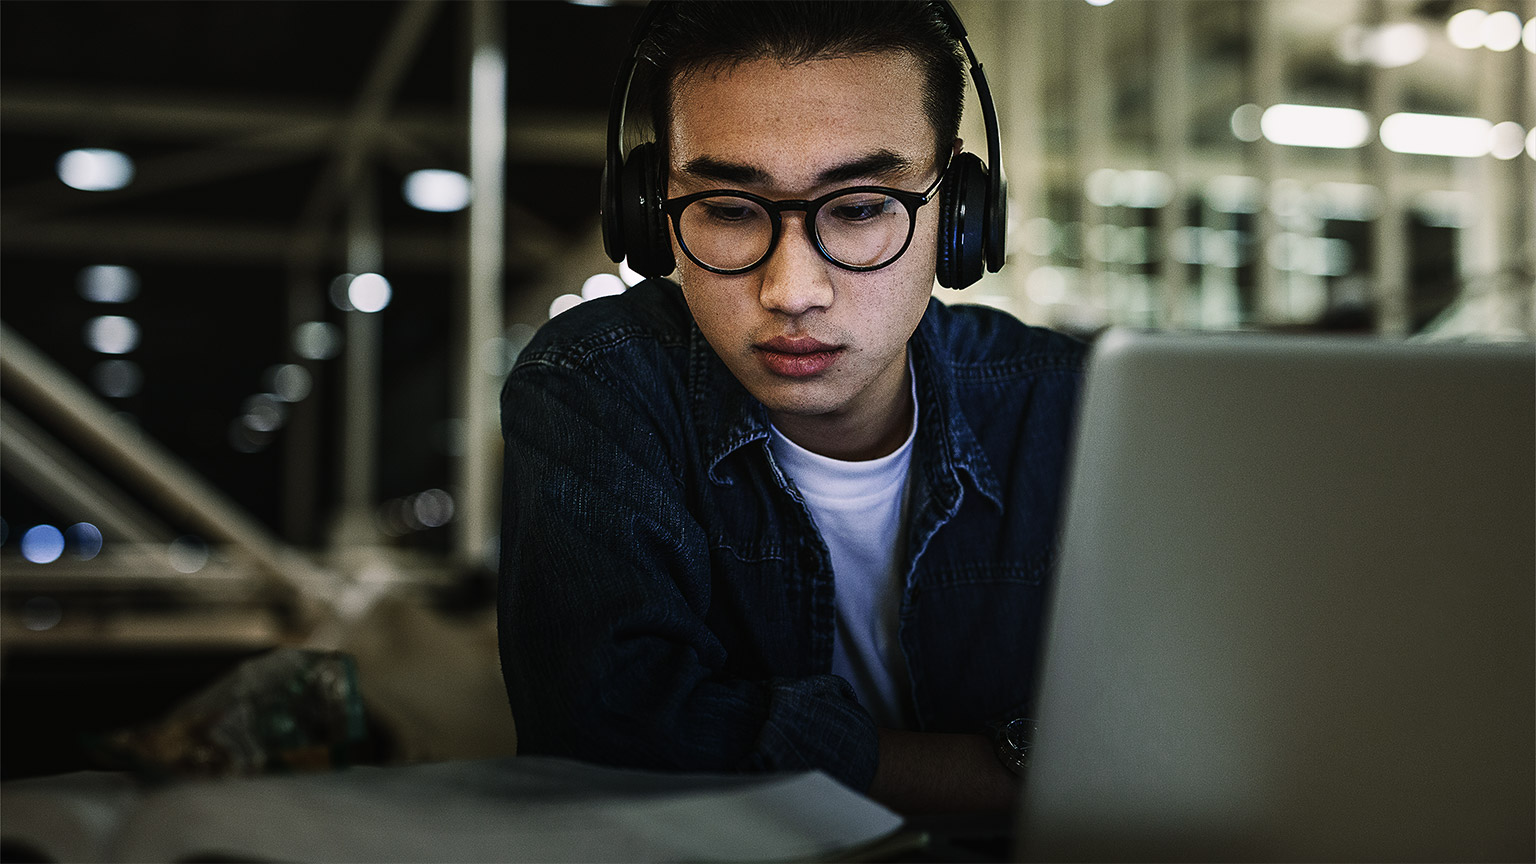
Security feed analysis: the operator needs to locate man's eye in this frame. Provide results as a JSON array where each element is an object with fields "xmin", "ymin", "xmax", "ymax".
[
  {"xmin": 829, "ymin": 197, "xmax": 896, "ymax": 222},
  {"xmin": 702, "ymin": 202, "xmax": 757, "ymax": 223}
]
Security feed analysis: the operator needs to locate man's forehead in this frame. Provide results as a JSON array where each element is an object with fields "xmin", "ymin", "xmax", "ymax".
[{"xmin": 664, "ymin": 53, "xmax": 938, "ymax": 190}]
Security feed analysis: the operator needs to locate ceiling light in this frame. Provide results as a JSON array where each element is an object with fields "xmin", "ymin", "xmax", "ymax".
[
  {"xmin": 1380, "ymin": 112, "xmax": 1492, "ymax": 157},
  {"xmin": 78, "ymin": 265, "xmax": 139, "ymax": 303},
  {"xmin": 1481, "ymin": 11, "xmax": 1522, "ymax": 51},
  {"xmin": 57, "ymin": 148, "xmax": 135, "ymax": 191},
  {"xmin": 1260, "ymin": 105, "xmax": 1371, "ymax": 149},
  {"xmin": 1446, "ymin": 9, "xmax": 1486, "ymax": 49},
  {"xmin": 403, "ymin": 169, "xmax": 472, "ymax": 212},
  {"xmin": 581, "ymin": 273, "xmax": 626, "ymax": 300},
  {"xmin": 549, "ymin": 294, "xmax": 583, "ymax": 319},
  {"xmin": 348, "ymin": 273, "xmax": 392, "ymax": 313},
  {"xmin": 1367, "ymin": 22, "xmax": 1428, "ymax": 67},
  {"xmin": 1230, "ymin": 104, "xmax": 1263, "ymax": 142},
  {"xmin": 85, "ymin": 315, "xmax": 141, "ymax": 354},
  {"xmin": 1489, "ymin": 122, "xmax": 1526, "ymax": 160}
]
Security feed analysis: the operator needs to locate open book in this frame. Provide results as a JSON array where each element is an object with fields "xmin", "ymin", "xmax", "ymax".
[{"xmin": 0, "ymin": 756, "xmax": 909, "ymax": 863}]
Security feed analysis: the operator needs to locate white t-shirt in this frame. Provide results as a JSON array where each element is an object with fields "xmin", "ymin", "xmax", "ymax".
[{"xmin": 767, "ymin": 385, "xmax": 918, "ymax": 729}]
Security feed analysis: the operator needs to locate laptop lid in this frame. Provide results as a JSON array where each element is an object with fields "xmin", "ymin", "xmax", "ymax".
[{"xmin": 1018, "ymin": 329, "xmax": 1535, "ymax": 862}]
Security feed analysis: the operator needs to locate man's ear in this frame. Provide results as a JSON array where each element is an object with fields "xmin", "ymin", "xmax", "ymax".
[{"xmin": 952, "ymin": 138, "xmax": 964, "ymax": 157}]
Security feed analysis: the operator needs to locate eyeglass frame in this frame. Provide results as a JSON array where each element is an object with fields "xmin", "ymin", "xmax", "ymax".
[{"xmin": 659, "ymin": 159, "xmax": 951, "ymax": 276}]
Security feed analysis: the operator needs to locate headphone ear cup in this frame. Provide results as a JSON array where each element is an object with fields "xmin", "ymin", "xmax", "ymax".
[
  {"xmin": 619, "ymin": 142, "xmax": 675, "ymax": 278},
  {"xmin": 600, "ymin": 154, "xmax": 623, "ymax": 264},
  {"xmin": 936, "ymin": 152, "xmax": 988, "ymax": 289}
]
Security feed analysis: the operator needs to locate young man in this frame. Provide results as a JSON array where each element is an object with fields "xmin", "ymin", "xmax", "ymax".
[{"xmin": 498, "ymin": 1, "xmax": 1084, "ymax": 814}]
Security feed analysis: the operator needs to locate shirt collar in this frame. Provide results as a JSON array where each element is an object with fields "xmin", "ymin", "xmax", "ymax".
[
  {"xmin": 688, "ymin": 298, "xmax": 1002, "ymax": 508},
  {"xmin": 909, "ymin": 303, "xmax": 1004, "ymax": 510},
  {"xmin": 689, "ymin": 322, "xmax": 771, "ymax": 485}
]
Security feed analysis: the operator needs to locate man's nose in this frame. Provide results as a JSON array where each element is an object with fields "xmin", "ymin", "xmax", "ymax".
[{"xmin": 758, "ymin": 214, "xmax": 834, "ymax": 316}]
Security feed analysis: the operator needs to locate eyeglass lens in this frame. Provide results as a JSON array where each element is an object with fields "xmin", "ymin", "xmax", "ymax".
[{"xmin": 677, "ymin": 192, "xmax": 912, "ymax": 272}]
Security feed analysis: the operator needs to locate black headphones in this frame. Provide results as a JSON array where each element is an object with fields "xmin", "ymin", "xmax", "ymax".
[{"xmin": 600, "ymin": 0, "xmax": 1006, "ymax": 290}]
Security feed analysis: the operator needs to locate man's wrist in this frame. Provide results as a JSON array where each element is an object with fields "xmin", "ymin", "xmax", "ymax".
[{"xmin": 987, "ymin": 717, "xmax": 1036, "ymax": 778}]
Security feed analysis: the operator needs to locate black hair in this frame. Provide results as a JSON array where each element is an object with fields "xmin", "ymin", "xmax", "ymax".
[{"xmin": 636, "ymin": 1, "xmax": 967, "ymax": 163}]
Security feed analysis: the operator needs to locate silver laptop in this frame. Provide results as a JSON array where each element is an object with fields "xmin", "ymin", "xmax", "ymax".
[{"xmin": 1017, "ymin": 329, "xmax": 1535, "ymax": 862}]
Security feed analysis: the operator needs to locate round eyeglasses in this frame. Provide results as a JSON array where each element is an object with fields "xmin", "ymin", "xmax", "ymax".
[{"xmin": 661, "ymin": 162, "xmax": 949, "ymax": 275}]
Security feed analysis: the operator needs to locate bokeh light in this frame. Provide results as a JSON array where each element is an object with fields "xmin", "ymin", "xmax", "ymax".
[
  {"xmin": 229, "ymin": 419, "xmax": 273, "ymax": 453},
  {"xmin": 92, "ymin": 359, "xmax": 143, "ymax": 398},
  {"xmin": 1230, "ymin": 104, "xmax": 1263, "ymax": 142},
  {"xmin": 1490, "ymin": 122, "xmax": 1526, "ymax": 160},
  {"xmin": 241, "ymin": 393, "xmax": 287, "ymax": 433},
  {"xmin": 1481, "ymin": 11, "xmax": 1522, "ymax": 52},
  {"xmin": 412, "ymin": 488, "xmax": 455, "ymax": 528},
  {"xmin": 1261, "ymin": 105, "xmax": 1371, "ymax": 149},
  {"xmin": 348, "ymin": 273, "xmax": 392, "ymax": 313},
  {"xmin": 86, "ymin": 315, "xmax": 141, "ymax": 354},
  {"xmin": 168, "ymin": 536, "xmax": 209, "ymax": 574},
  {"xmin": 21, "ymin": 525, "xmax": 66, "ymax": 564},
  {"xmin": 293, "ymin": 321, "xmax": 342, "ymax": 360},
  {"xmin": 549, "ymin": 293, "xmax": 583, "ymax": 319},
  {"xmin": 78, "ymin": 265, "xmax": 139, "ymax": 303},
  {"xmin": 1447, "ymin": 9, "xmax": 1486, "ymax": 49},
  {"xmin": 1380, "ymin": 113, "xmax": 1491, "ymax": 157},
  {"xmin": 57, "ymin": 148, "xmax": 135, "ymax": 191},
  {"xmin": 1026, "ymin": 266, "xmax": 1069, "ymax": 305},
  {"xmin": 329, "ymin": 273, "xmax": 356, "ymax": 311},
  {"xmin": 403, "ymin": 169, "xmax": 472, "ymax": 212},
  {"xmin": 618, "ymin": 258, "xmax": 645, "ymax": 287},
  {"xmin": 23, "ymin": 597, "xmax": 63, "ymax": 631},
  {"xmin": 265, "ymin": 364, "xmax": 313, "ymax": 402},
  {"xmin": 581, "ymin": 273, "xmax": 626, "ymax": 301},
  {"xmin": 65, "ymin": 522, "xmax": 103, "ymax": 560}
]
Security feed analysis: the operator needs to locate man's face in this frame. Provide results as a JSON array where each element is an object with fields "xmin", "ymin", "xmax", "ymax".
[{"xmin": 667, "ymin": 52, "xmax": 943, "ymax": 456}]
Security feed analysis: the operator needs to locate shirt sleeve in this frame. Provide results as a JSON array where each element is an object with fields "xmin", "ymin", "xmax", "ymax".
[{"xmin": 497, "ymin": 355, "xmax": 879, "ymax": 792}]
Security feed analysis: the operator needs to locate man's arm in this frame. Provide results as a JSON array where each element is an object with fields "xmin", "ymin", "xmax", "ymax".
[
  {"xmin": 498, "ymin": 353, "xmax": 879, "ymax": 789},
  {"xmin": 869, "ymin": 729, "xmax": 1019, "ymax": 815}
]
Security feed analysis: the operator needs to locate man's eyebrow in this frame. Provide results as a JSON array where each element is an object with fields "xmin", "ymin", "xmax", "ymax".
[
  {"xmin": 678, "ymin": 149, "xmax": 921, "ymax": 189},
  {"xmin": 678, "ymin": 156, "xmax": 769, "ymax": 186},
  {"xmin": 814, "ymin": 150, "xmax": 918, "ymax": 186}
]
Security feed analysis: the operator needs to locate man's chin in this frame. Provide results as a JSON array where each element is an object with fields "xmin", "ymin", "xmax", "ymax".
[{"xmin": 748, "ymin": 381, "xmax": 849, "ymax": 422}]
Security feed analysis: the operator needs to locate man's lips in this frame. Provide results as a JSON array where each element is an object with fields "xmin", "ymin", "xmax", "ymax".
[{"xmin": 753, "ymin": 336, "xmax": 843, "ymax": 377}]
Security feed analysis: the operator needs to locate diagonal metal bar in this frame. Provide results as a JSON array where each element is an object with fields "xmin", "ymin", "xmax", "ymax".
[
  {"xmin": 0, "ymin": 399, "xmax": 175, "ymax": 545},
  {"xmin": 288, "ymin": 0, "xmax": 444, "ymax": 269},
  {"xmin": 0, "ymin": 322, "xmax": 342, "ymax": 607}
]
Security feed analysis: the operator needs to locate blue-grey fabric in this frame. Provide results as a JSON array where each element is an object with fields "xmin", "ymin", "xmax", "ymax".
[{"xmin": 498, "ymin": 279, "xmax": 1085, "ymax": 793}]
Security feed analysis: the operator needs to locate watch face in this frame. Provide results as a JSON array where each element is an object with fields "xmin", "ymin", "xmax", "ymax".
[{"xmin": 1003, "ymin": 717, "xmax": 1036, "ymax": 752}]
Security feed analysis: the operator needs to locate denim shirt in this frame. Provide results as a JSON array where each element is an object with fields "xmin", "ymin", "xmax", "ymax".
[{"xmin": 498, "ymin": 279, "xmax": 1085, "ymax": 793}]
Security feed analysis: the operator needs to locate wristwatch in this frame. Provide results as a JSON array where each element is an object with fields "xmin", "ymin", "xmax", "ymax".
[{"xmin": 988, "ymin": 717, "xmax": 1036, "ymax": 777}]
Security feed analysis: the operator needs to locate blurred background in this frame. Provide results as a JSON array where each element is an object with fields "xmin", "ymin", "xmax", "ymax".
[{"xmin": 1, "ymin": 0, "xmax": 1532, "ymax": 779}]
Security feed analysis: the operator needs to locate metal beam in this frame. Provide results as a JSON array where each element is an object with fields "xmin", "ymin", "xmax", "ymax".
[
  {"xmin": 0, "ymin": 217, "xmax": 561, "ymax": 268},
  {"xmin": 0, "ymin": 399, "xmax": 174, "ymax": 544},
  {"xmin": 0, "ymin": 323, "xmax": 342, "ymax": 608},
  {"xmin": 289, "ymin": 0, "xmax": 445, "ymax": 270},
  {"xmin": 457, "ymin": 0, "xmax": 507, "ymax": 571},
  {"xmin": 0, "ymin": 86, "xmax": 607, "ymax": 164}
]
